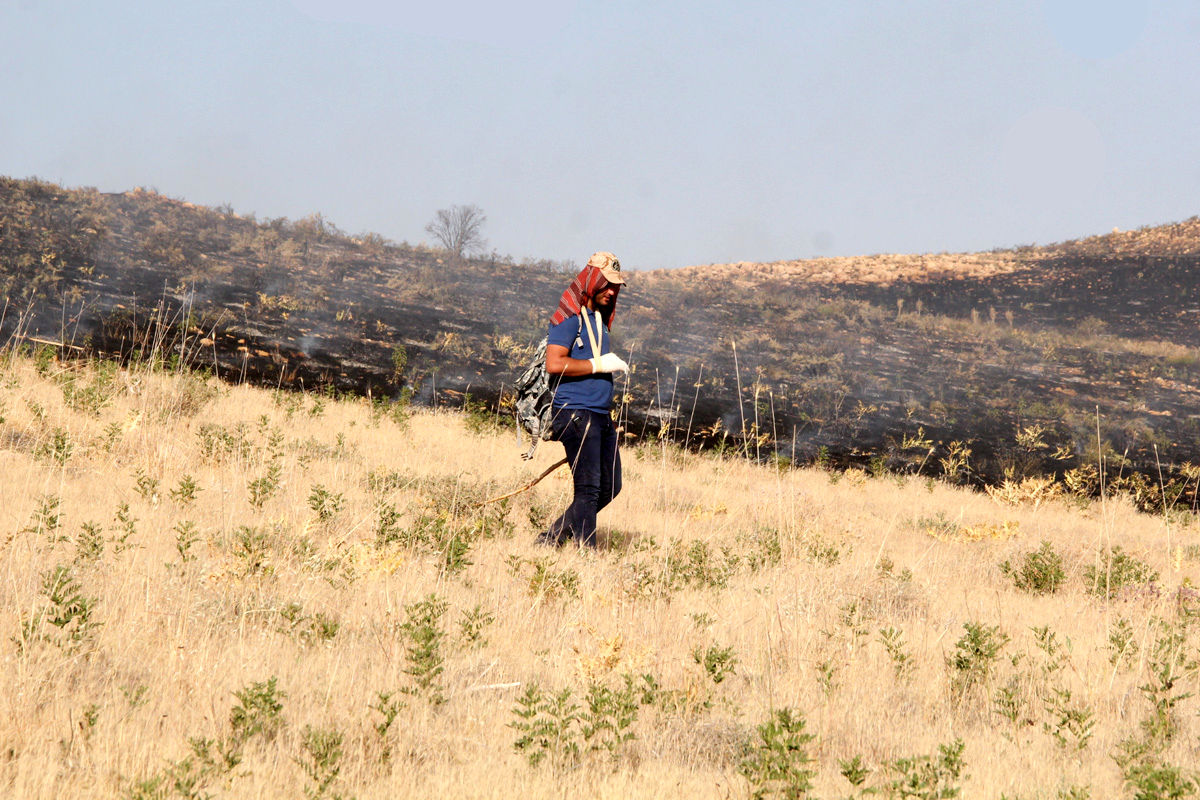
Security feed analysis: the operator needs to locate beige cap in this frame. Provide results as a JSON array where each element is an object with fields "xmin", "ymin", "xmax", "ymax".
[{"xmin": 587, "ymin": 251, "xmax": 626, "ymax": 285}]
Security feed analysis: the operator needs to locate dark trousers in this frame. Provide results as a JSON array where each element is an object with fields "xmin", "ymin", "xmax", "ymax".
[{"xmin": 548, "ymin": 408, "xmax": 622, "ymax": 547}]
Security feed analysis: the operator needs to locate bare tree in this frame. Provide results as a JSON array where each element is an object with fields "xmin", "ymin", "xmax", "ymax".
[{"xmin": 425, "ymin": 204, "xmax": 487, "ymax": 257}]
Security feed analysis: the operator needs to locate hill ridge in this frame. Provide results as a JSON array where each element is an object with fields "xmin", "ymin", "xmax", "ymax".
[
  {"xmin": 662, "ymin": 215, "xmax": 1200, "ymax": 287},
  {"xmin": 3, "ymin": 176, "xmax": 1200, "ymax": 499}
]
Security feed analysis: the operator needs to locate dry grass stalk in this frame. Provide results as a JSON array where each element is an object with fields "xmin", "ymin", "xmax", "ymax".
[{"xmin": 0, "ymin": 352, "xmax": 1198, "ymax": 798}]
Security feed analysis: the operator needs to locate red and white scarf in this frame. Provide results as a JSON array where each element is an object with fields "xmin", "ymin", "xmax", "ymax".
[{"xmin": 550, "ymin": 265, "xmax": 619, "ymax": 330}]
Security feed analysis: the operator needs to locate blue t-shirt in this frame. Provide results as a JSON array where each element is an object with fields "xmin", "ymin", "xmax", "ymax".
[{"xmin": 547, "ymin": 312, "xmax": 614, "ymax": 413}]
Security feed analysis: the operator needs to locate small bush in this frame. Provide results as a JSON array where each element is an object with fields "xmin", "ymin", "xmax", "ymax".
[
  {"xmin": 16, "ymin": 564, "xmax": 100, "ymax": 653},
  {"xmin": 298, "ymin": 725, "xmax": 345, "ymax": 800},
  {"xmin": 948, "ymin": 622, "xmax": 1009, "ymax": 701},
  {"xmin": 1001, "ymin": 540, "xmax": 1066, "ymax": 595},
  {"xmin": 884, "ymin": 738, "xmax": 966, "ymax": 799},
  {"xmin": 170, "ymin": 474, "xmax": 201, "ymax": 505},
  {"xmin": 1084, "ymin": 547, "xmax": 1158, "ymax": 599},
  {"xmin": 246, "ymin": 462, "xmax": 280, "ymax": 506},
  {"xmin": 879, "ymin": 626, "xmax": 914, "ymax": 680},
  {"xmin": 229, "ymin": 676, "xmax": 285, "ymax": 744},
  {"xmin": 399, "ymin": 594, "xmax": 447, "ymax": 704},
  {"xmin": 458, "ymin": 604, "xmax": 494, "ymax": 647},
  {"xmin": 692, "ymin": 643, "xmax": 738, "ymax": 684},
  {"xmin": 511, "ymin": 684, "xmax": 581, "ymax": 768},
  {"xmin": 307, "ymin": 484, "xmax": 345, "ymax": 521},
  {"xmin": 738, "ymin": 708, "xmax": 816, "ymax": 800}
]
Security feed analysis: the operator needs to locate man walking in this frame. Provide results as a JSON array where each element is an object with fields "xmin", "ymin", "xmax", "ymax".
[{"xmin": 539, "ymin": 251, "xmax": 629, "ymax": 548}]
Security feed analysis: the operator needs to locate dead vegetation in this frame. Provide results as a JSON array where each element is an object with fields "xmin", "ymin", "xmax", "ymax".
[
  {"xmin": 2, "ymin": 351, "xmax": 1200, "ymax": 798},
  {"xmin": 4, "ymin": 178, "xmax": 1200, "ymax": 493}
]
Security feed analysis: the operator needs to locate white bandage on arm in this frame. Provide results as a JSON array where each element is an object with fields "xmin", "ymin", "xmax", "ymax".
[{"xmin": 591, "ymin": 353, "xmax": 629, "ymax": 373}]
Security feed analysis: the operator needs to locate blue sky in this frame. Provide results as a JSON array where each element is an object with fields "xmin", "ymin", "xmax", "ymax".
[{"xmin": 2, "ymin": 1, "xmax": 1195, "ymax": 268}]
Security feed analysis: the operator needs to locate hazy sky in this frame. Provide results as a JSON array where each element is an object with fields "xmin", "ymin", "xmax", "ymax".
[{"xmin": 2, "ymin": 1, "xmax": 1196, "ymax": 269}]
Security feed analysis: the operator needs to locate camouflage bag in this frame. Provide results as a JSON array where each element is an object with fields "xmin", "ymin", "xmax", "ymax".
[{"xmin": 513, "ymin": 316, "xmax": 581, "ymax": 460}]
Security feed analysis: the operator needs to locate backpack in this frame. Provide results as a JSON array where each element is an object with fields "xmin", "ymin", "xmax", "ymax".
[{"xmin": 513, "ymin": 316, "xmax": 582, "ymax": 460}]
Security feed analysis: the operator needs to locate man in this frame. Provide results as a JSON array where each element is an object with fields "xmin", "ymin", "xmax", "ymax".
[{"xmin": 539, "ymin": 251, "xmax": 629, "ymax": 548}]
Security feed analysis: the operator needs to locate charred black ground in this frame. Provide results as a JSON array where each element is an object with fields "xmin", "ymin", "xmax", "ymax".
[{"xmin": 4, "ymin": 177, "xmax": 1200, "ymax": 508}]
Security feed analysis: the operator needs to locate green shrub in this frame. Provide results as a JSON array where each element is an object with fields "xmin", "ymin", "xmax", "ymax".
[
  {"xmin": 947, "ymin": 622, "xmax": 1009, "ymax": 701},
  {"xmin": 511, "ymin": 685, "xmax": 581, "ymax": 768},
  {"xmin": 884, "ymin": 738, "xmax": 966, "ymax": 799},
  {"xmin": 16, "ymin": 564, "xmax": 100, "ymax": 653},
  {"xmin": 1083, "ymin": 547, "xmax": 1158, "ymax": 599},
  {"xmin": 298, "ymin": 725, "xmax": 345, "ymax": 800},
  {"xmin": 1108, "ymin": 618, "xmax": 1136, "ymax": 667},
  {"xmin": 307, "ymin": 484, "xmax": 345, "ymax": 521},
  {"xmin": 1001, "ymin": 541, "xmax": 1066, "ymax": 595},
  {"xmin": 246, "ymin": 464, "xmax": 282, "ymax": 508},
  {"xmin": 170, "ymin": 474, "xmax": 201, "ymax": 505},
  {"xmin": 879, "ymin": 627, "xmax": 914, "ymax": 680},
  {"xmin": 458, "ymin": 604, "xmax": 494, "ymax": 647},
  {"xmin": 738, "ymin": 708, "xmax": 816, "ymax": 800},
  {"xmin": 399, "ymin": 594, "xmax": 447, "ymax": 704},
  {"xmin": 1122, "ymin": 761, "xmax": 1198, "ymax": 800},
  {"xmin": 463, "ymin": 392, "xmax": 511, "ymax": 434},
  {"xmin": 174, "ymin": 520, "xmax": 200, "ymax": 563},
  {"xmin": 692, "ymin": 642, "xmax": 738, "ymax": 684},
  {"xmin": 229, "ymin": 676, "xmax": 285, "ymax": 744}
]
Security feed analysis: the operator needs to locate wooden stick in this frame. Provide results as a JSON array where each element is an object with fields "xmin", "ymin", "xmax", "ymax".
[
  {"xmin": 464, "ymin": 681, "xmax": 522, "ymax": 693},
  {"xmin": 16, "ymin": 335, "xmax": 85, "ymax": 352},
  {"xmin": 475, "ymin": 458, "xmax": 568, "ymax": 507}
]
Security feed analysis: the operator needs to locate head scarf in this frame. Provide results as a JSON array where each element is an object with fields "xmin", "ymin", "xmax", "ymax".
[{"xmin": 550, "ymin": 265, "xmax": 620, "ymax": 329}]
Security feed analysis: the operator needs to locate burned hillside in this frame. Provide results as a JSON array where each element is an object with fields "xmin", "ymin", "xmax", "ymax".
[{"xmin": 3, "ymin": 176, "xmax": 1200, "ymax": 504}]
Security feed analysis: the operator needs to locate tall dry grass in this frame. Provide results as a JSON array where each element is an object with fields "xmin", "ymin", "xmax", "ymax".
[{"xmin": 1, "ymin": 352, "xmax": 1198, "ymax": 798}]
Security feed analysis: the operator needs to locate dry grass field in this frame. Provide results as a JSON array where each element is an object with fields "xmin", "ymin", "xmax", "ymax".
[{"xmin": 2, "ymin": 352, "xmax": 1199, "ymax": 799}]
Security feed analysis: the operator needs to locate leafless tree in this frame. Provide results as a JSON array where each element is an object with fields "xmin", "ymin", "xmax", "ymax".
[{"xmin": 425, "ymin": 204, "xmax": 487, "ymax": 257}]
